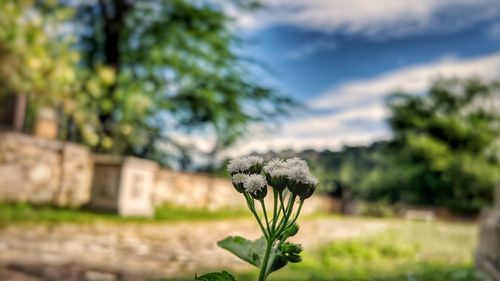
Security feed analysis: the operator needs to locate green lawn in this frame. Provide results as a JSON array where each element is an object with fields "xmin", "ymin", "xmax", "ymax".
[
  {"xmin": 0, "ymin": 203, "xmax": 484, "ymax": 281},
  {"xmin": 0, "ymin": 202, "xmax": 249, "ymax": 225},
  {"xmin": 171, "ymin": 220, "xmax": 484, "ymax": 281}
]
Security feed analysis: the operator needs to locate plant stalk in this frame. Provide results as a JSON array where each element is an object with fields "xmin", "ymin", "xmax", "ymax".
[
  {"xmin": 244, "ymin": 193, "xmax": 269, "ymax": 238},
  {"xmin": 271, "ymin": 190, "xmax": 278, "ymax": 232},
  {"xmin": 260, "ymin": 199, "xmax": 271, "ymax": 234},
  {"xmin": 257, "ymin": 239, "xmax": 274, "ymax": 281}
]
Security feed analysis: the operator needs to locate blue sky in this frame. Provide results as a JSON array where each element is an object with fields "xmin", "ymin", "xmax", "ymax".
[
  {"xmin": 207, "ymin": 1, "xmax": 500, "ymax": 156},
  {"xmin": 244, "ymin": 22, "xmax": 500, "ymax": 101}
]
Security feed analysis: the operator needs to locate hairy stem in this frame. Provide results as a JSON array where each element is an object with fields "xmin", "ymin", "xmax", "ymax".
[
  {"xmin": 288, "ymin": 199, "xmax": 304, "ymax": 227},
  {"xmin": 279, "ymin": 191, "xmax": 287, "ymax": 215},
  {"xmin": 271, "ymin": 190, "xmax": 279, "ymax": 232},
  {"xmin": 276, "ymin": 194, "xmax": 297, "ymax": 234},
  {"xmin": 257, "ymin": 239, "xmax": 273, "ymax": 281},
  {"xmin": 244, "ymin": 193, "xmax": 269, "ymax": 238},
  {"xmin": 260, "ymin": 199, "xmax": 271, "ymax": 235}
]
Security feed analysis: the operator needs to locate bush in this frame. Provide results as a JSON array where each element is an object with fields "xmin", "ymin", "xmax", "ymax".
[{"xmin": 358, "ymin": 201, "xmax": 397, "ymax": 218}]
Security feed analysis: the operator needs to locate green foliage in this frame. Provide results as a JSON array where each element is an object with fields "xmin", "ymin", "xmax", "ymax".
[
  {"xmin": 217, "ymin": 235, "xmax": 303, "ymax": 274},
  {"xmin": 376, "ymin": 79, "xmax": 500, "ymax": 213},
  {"xmin": 0, "ymin": 0, "xmax": 79, "ymax": 105},
  {"xmin": 60, "ymin": 0, "xmax": 292, "ymax": 159},
  {"xmin": 218, "ymin": 236, "xmax": 268, "ymax": 267},
  {"xmin": 358, "ymin": 202, "xmax": 397, "ymax": 218},
  {"xmin": 195, "ymin": 271, "xmax": 236, "ymax": 281},
  {"xmin": 275, "ymin": 79, "xmax": 500, "ymax": 214},
  {"xmin": 0, "ymin": 1, "xmax": 291, "ymax": 164}
]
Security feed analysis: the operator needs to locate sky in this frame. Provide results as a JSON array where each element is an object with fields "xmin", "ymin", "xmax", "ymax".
[{"xmin": 192, "ymin": 0, "xmax": 500, "ymax": 157}]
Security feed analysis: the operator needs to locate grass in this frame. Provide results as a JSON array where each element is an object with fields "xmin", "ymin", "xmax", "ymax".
[
  {"xmin": 0, "ymin": 203, "xmax": 484, "ymax": 280},
  {"xmin": 169, "ymin": 219, "xmax": 484, "ymax": 281},
  {"xmin": 0, "ymin": 202, "xmax": 249, "ymax": 225},
  {"xmin": 269, "ymin": 221, "xmax": 483, "ymax": 281}
]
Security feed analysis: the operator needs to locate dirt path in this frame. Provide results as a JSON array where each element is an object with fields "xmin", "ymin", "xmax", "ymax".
[{"xmin": 0, "ymin": 217, "xmax": 387, "ymax": 280}]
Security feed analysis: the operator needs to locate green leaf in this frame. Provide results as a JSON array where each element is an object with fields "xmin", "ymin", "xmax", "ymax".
[
  {"xmin": 195, "ymin": 271, "xmax": 236, "ymax": 281},
  {"xmin": 217, "ymin": 236, "xmax": 303, "ymax": 274},
  {"xmin": 269, "ymin": 242, "xmax": 303, "ymax": 273},
  {"xmin": 217, "ymin": 236, "xmax": 266, "ymax": 267}
]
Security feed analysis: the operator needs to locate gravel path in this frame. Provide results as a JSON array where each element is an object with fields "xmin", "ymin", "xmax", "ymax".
[{"xmin": 0, "ymin": 217, "xmax": 387, "ymax": 280}]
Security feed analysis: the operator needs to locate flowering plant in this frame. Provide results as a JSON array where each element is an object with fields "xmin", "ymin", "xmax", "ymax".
[{"xmin": 196, "ymin": 156, "xmax": 319, "ymax": 281}]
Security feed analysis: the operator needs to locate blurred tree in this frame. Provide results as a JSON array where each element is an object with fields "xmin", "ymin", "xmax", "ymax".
[
  {"xmin": 0, "ymin": 0, "xmax": 79, "ymax": 130},
  {"xmin": 63, "ymin": 0, "xmax": 291, "ymax": 164},
  {"xmin": 373, "ymin": 79, "xmax": 500, "ymax": 213},
  {"xmin": 219, "ymin": 79, "xmax": 499, "ymax": 214}
]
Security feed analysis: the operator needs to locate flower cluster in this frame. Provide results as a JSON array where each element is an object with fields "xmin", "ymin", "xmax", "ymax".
[
  {"xmin": 228, "ymin": 156, "xmax": 318, "ymax": 200},
  {"xmin": 217, "ymin": 155, "xmax": 318, "ymax": 281},
  {"xmin": 227, "ymin": 155, "xmax": 264, "ymax": 175}
]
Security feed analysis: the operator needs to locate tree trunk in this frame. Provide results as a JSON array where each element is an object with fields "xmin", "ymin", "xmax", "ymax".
[
  {"xmin": 97, "ymin": 0, "xmax": 133, "ymax": 147},
  {"xmin": 13, "ymin": 94, "xmax": 27, "ymax": 132}
]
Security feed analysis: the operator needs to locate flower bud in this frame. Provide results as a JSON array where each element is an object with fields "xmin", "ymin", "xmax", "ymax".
[
  {"xmin": 280, "ymin": 242, "xmax": 303, "ymax": 263},
  {"xmin": 227, "ymin": 155, "xmax": 264, "ymax": 175},
  {"xmin": 244, "ymin": 174, "xmax": 268, "ymax": 200},
  {"xmin": 263, "ymin": 158, "xmax": 288, "ymax": 192},
  {"xmin": 285, "ymin": 223, "xmax": 300, "ymax": 237},
  {"xmin": 299, "ymin": 183, "xmax": 316, "ymax": 200},
  {"xmin": 285, "ymin": 162, "xmax": 318, "ymax": 199},
  {"xmin": 248, "ymin": 162, "xmax": 263, "ymax": 175},
  {"xmin": 279, "ymin": 223, "xmax": 299, "ymax": 240},
  {"xmin": 250, "ymin": 186, "xmax": 267, "ymax": 200},
  {"xmin": 231, "ymin": 173, "xmax": 247, "ymax": 193},
  {"xmin": 267, "ymin": 174, "xmax": 288, "ymax": 192}
]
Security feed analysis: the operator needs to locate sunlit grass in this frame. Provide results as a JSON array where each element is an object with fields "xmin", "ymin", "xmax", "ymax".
[
  {"xmin": 0, "ymin": 202, "xmax": 249, "ymax": 225},
  {"xmin": 167, "ymin": 219, "xmax": 483, "ymax": 281},
  {"xmin": 252, "ymin": 221, "xmax": 481, "ymax": 281}
]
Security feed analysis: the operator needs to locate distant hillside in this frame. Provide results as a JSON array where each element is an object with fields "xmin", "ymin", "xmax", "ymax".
[{"xmin": 214, "ymin": 141, "xmax": 391, "ymax": 194}]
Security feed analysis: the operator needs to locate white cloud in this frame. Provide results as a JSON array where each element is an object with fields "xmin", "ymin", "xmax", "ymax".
[
  {"xmin": 311, "ymin": 53, "xmax": 500, "ymax": 109},
  {"xmin": 225, "ymin": 52, "xmax": 500, "ymax": 156},
  {"xmin": 235, "ymin": 0, "xmax": 500, "ymax": 36}
]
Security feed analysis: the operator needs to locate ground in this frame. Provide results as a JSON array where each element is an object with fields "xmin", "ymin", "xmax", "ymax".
[
  {"xmin": 0, "ymin": 215, "xmax": 481, "ymax": 281},
  {"xmin": 0, "ymin": 216, "xmax": 385, "ymax": 280}
]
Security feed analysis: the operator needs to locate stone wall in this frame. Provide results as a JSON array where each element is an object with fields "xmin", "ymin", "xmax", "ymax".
[
  {"xmin": 0, "ymin": 131, "xmax": 335, "ymax": 215},
  {"xmin": 476, "ymin": 184, "xmax": 500, "ymax": 281},
  {"xmin": 153, "ymin": 170, "xmax": 244, "ymax": 210},
  {"xmin": 153, "ymin": 169, "xmax": 335, "ymax": 214},
  {"xmin": 0, "ymin": 132, "xmax": 93, "ymax": 207}
]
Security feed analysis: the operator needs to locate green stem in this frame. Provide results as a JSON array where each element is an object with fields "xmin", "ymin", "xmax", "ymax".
[
  {"xmin": 271, "ymin": 190, "xmax": 278, "ymax": 232},
  {"xmin": 278, "ymin": 192, "xmax": 287, "ymax": 215},
  {"xmin": 288, "ymin": 199, "xmax": 304, "ymax": 227},
  {"xmin": 244, "ymin": 193, "xmax": 269, "ymax": 238},
  {"xmin": 257, "ymin": 239, "xmax": 273, "ymax": 281},
  {"xmin": 260, "ymin": 199, "xmax": 271, "ymax": 235},
  {"xmin": 276, "ymin": 194, "xmax": 296, "ymax": 234}
]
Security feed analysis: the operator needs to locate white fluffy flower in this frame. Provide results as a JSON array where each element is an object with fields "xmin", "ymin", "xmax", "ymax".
[
  {"xmin": 263, "ymin": 158, "xmax": 288, "ymax": 177},
  {"xmin": 232, "ymin": 173, "xmax": 248, "ymax": 184},
  {"xmin": 243, "ymin": 174, "xmax": 267, "ymax": 194},
  {"xmin": 284, "ymin": 158, "xmax": 318, "ymax": 186},
  {"xmin": 304, "ymin": 175, "xmax": 319, "ymax": 186},
  {"xmin": 286, "ymin": 165, "xmax": 312, "ymax": 184},
  {"xmin": 227, "ymin": 155, "xmax": 264, "ymax": 174},
  {"xmin": 285, "ymin": 157, "xmax": 309, "ymax": 169},
  {"xmin": 245, "ymin": 155, "xmax": 264, "ymax": 167},
  {"xmin": 227, "ymin": 157, "xmax": 251, "ymax": 174}
]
